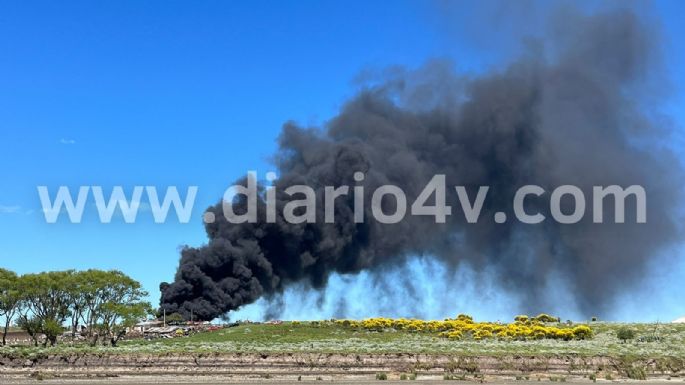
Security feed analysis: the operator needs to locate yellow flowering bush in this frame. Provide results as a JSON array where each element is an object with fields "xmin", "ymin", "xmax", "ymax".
[{"xmin": 336, "ymin": 314, "xmax": 593, "ymax": 342}]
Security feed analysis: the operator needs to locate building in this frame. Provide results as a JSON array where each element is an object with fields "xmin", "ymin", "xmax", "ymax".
[{"xmin": 133, "ymin": 320, "xmax": 164, "ymax": 332}]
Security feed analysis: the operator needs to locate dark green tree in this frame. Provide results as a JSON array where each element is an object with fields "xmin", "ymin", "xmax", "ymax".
[
  {"xmin": 16, "ymin": 315, "xmax": 42, "ymax": 346},
  {"xmin": 95, "ymin": 271, "xmax": 151, "ymax": 346},
  {"xmin": 20, "ymin": 271, "xmax": 72, "ymax": 346},
  {"xmin": 0, "ymin": 268, "xmax": 23, "ymax": 346},
  {"xmin": 12, "ymin": 269, "xmax": 151, "ymax": 347}
]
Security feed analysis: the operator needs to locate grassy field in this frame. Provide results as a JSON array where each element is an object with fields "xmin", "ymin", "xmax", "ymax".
[
  {"xmin": 3, "ymin": 321, "xmax": 685, "ymax": 359},
  {"xmin": 125, "ymin": 321, "xmax": 685, "ymax": 357}
]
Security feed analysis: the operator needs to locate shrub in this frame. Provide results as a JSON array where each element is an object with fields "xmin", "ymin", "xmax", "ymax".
[
  {"xmin": 616, "ymin": 327, "xmax": 636, "ymax": 342},
  {"xmin": 340, "ymin": 315, "xmax": 592, "ymax": 342},
  {"xmin": 17, "ymin": 316, "xmax": 42, "ymax": 346},
  {"xmin": 533, "ymin": 314, "xmax": 560, "ymax": 323},
  {"xmin": 376, "ymin": 372, "xmax": 388, "ymax": 380},
  {"xmin": 571, "ymin": 325, "xmax": 593, "ymax": 340},
  {"xmin": 41, "ymin": 318, "xmax": 64, "ymax": 346},
  {"xmin": 626, "ymin": 367, "xmax": 647, "ymax": 380},
  {"xmin": 474, "ymin": 329, "xmax": 493, "ymax": 340}
]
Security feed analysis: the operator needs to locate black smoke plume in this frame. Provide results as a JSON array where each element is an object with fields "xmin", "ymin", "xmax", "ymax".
[{"xmin": 161, "ymin": 7, "xmax": 682, "ymax": 321}]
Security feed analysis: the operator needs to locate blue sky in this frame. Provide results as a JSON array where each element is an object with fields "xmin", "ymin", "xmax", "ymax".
[{"xmin": 1, "ymin": 1, "xmax": 684, "ymax": 321}]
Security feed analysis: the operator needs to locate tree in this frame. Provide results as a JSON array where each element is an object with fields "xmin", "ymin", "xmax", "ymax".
[
  {"xmin": 101, "ymin": 302, "xmax": 152, "ymax": 346},
  {"xmin": 20, "ymin": 271, "xmax": 72, "ymax": 346},
  {"xmin": 16, "ymin": 315, "xmax": 42, "ymax": 347},
  {"xmin": 165, "ymin": 312, "xmax": 185, "ymax": 325},
  {"xmin": 0, "ymin": 268, "xmax": 23, "ymax": 346},
  {"xmin": 42, "ymin": 318, "xmax": 64, "ymax": 345},
  {"xmin": 65, "ymin": 270, "xmax": 88, "ymax": 340},
  {"xmin": 11, "ymin": 269, "xmax": 151, "ymax": 348},
  {"xmin": 66, "ymin": 270, "xmax": 109, "ymax": 340},
  {"xmin": 77, "ymin": 269, "xmax": 113, "ymax": 341},
  {"xmin": 94, "ymin": 271, "xmax": 151, "ymax": 346}
]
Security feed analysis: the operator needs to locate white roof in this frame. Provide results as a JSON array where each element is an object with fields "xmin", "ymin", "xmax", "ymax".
[
  {"xmin": 136, "ymin": 320, "xmax": 163, "ymax": 327},
  {"xmin": 146, "ymin": 326, "xmax": 181, "ymax": 334},
  {"xmin": 672, "ymin": 317, "xmax": 685, "ymax": 323}
]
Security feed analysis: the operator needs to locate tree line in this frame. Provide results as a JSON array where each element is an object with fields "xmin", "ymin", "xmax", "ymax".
[{"xmin": 0, "ymin": 268, "xmax": 151, "ymax": 347}]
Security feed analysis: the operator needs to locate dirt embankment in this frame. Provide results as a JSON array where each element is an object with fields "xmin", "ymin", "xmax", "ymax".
[{"xmin": 0, "ymin": 352, "xmax": 684, "ymax": 380}]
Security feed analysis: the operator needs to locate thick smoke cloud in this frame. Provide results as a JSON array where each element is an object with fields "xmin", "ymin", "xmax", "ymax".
[{"xmin": 161, "ymin": 7, "xmax": 682, "ymax": 321}]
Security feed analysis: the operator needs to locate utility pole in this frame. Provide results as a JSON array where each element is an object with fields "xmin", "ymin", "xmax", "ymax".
[{"xmin": 163, "ymin": 308, "xmax": 166, "ymax": 327}]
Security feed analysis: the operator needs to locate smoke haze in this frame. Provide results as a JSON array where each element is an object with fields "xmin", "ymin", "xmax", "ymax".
[{"xmin": 160, "ymin": 4, "xmax": 683, "ymax": 321}]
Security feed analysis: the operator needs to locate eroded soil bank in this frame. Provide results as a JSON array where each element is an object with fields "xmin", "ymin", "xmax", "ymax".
[{"xmin": 1, "ymin": 353, "xmax": 684, "ymax": 381}]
